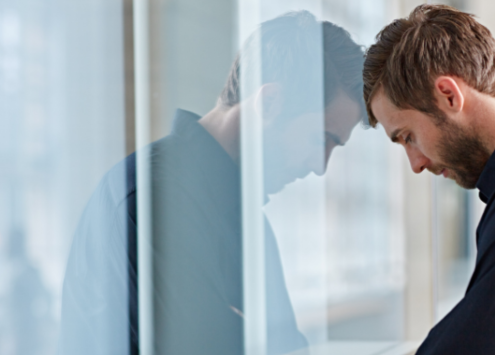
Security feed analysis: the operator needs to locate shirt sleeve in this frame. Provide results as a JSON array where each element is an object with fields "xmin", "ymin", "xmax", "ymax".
[{"xmin": 57, "ymin": 163, "xmax": 135, "ymax": 355}]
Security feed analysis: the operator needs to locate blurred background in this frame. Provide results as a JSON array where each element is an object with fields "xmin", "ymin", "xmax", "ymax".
[{"xmin": 0, "ymin": 0, "xmax": 490, "ymax": 354}]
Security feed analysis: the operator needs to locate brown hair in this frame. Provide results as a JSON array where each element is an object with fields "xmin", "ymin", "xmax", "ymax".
[{"xmin": 363, "ymin": 4, "xmax": 495, "ymax": 127}]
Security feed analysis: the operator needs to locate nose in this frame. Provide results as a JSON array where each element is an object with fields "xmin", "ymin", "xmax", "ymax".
[
  {"xmin": 406, "ymin": 146, "xmax": 429, "ymax": 174},
  {"xmin": 312, "ymin": 162, "xmax": 326, "ymax": 177},
  {"xmin": 312, "ymin": 143, "xmax": 336, "ymax": 177}
]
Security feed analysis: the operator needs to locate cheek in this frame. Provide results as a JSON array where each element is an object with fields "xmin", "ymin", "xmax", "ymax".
[
  {"xmin": 415, "ymin": 121, "xmax": 445, "ymax": 155},
  {"xmin": 283, "ymin": 127, "xmax": 316, "ymax": 157},
  {"xmin": 416, "ymin": 134, "xmax": 440, "ymax": 161},
  {"xmin": 274, "ymin": 114, "xmax": 325, "ymax": 168},
  {"xmin": 286, "ymin": 140, "xmax": 312, "ymax": 164}
]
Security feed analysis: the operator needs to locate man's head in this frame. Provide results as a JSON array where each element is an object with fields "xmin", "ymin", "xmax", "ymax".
[
  {"xmin": 364, "ymin": 4, "xmax": 495, "ymax": 189},
  {"xmin": 219, "ymin": 11, "xmax": 365, "ymax": 194}
]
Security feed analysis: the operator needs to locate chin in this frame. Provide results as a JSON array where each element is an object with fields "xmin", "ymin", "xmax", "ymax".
[{"xmin": 452, "ymin": 173, "xmax": 479, "ymax": 190}]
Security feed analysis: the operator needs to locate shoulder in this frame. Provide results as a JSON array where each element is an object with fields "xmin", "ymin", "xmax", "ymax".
[
  {"xmin": 99, "ymin": 134, "xmax": 184, "ymax": 207},
  {"xmin": 100, "ymin": 153, "xmax": 136, "ymax": 208},
  {"xmin": 475, "ymin": 197, "xmax": 495, "ymax": 267},
  {"xmin": 416, "ymin": 257, "xmax": 495, "ymax": 354}
]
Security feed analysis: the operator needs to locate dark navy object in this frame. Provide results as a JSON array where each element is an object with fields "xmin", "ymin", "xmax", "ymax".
[{"xmin": 416, "ymin": 151, "xmax": 495, "ymax": 354}]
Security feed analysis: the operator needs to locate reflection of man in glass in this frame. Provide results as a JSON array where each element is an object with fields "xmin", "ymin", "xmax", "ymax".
[
  {"xmin": 364, "ymin": 4, "xmax": 495, "ymax": 355},
  {"xmin": 58, "ymin": 11, "xmax": 365, "ymax": 355}
]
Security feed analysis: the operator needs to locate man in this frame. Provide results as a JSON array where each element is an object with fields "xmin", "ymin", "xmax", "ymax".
[
  {"xmin": 364, "ymin": 4, "xmax": 495, "ymax": 354},
  {"xmin": 58, "ymin": 11, "xmax": 364, "ymax": 355}
]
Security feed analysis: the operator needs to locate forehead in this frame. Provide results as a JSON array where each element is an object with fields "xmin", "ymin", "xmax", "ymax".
[
  {"xmin": 370, "ymin": 89, "xmax": 400, "ymax": 122},
  {"xmin": 324, "ymin": 91, "xmax": 361, "ymax": 133},
  {"xmin": 370, "ymin": 89, "xmax": 420, "ymax": 135},
  {"xmin": 287, "ymin": 91, "xmax": 361, "ymax": 142}
]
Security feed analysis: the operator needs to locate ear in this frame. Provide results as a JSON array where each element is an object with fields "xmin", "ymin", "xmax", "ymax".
[
  {"xmin": 253, "ymin": 83, "xmax": 283, "ymax": 124},
  {"xmin": 434, "ymin": 76, "xmax": 465, "ymax": 114}
]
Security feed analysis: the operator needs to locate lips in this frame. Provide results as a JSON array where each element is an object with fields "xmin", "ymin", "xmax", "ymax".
[{"xmin": 441, "ymin": 169, "xmax": 448, "ymax": 178}]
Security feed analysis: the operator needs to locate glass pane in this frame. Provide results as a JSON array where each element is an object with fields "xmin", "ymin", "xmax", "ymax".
[
  {"xmin": 433, "ymin": 178, "xmax": 479, "ymax": 321},
  {"xmin": 251, "ymin": 2, "xmax": 408, "ymax": 353},
  {"xmin": 0, "ymin": 0, "xmax": 127, "ymax": 354}
]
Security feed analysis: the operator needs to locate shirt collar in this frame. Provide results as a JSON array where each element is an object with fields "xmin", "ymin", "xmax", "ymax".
[
  {"xmin": 171, "ymin": 109, "xmax": 241, "ymax": 218},
  {"xmin": 170, "ymin": 108, "xmax": 270, "ymax": 208},
  {"xmin": 476, "ymin": 149, "xmax": 495, "ymax": 203}
]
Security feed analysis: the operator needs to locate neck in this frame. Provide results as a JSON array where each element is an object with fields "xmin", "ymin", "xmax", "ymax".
[
  {"xmin": 198, "ymin": 103, "xmax": 241, "ymax": 163},
  {"xmin": 468, "ymin": 91, "xmax": 495, "ymax": 156}
]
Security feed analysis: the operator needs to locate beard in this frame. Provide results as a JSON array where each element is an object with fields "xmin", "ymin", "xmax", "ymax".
[{"xmin": 432, "ymin": 119, "xmax": 490, "ymax": 189}]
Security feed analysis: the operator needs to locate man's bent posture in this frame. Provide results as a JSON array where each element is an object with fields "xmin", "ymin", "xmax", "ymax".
[{"xmin": 364, "ymin": 5, "xmax": 495, "ymax": 355}]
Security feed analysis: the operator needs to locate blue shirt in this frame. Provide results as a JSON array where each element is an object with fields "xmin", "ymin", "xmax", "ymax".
[{"xmin": 58, "ymin": 109, "xmax": 308, "ymax": 355}]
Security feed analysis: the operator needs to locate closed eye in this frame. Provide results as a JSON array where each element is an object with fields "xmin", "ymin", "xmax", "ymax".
[{"xmin": 404, "ymin": 134, "xmax": 412, "ymax": 144}]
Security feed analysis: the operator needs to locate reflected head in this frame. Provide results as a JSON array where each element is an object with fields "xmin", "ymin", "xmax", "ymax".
[{"xmin": 220, "ymin": 11, "xmax": 365, "ymax": 121}]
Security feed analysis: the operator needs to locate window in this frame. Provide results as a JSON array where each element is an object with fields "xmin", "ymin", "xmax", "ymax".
[{"xmin": 0, "ymin": 1, "xmax": 486, "ymax": 354}]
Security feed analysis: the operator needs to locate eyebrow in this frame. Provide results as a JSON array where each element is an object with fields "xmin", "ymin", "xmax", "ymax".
[{"xmin": 390, "ymin": 128, "xmax": 403, "ymax": 143}]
